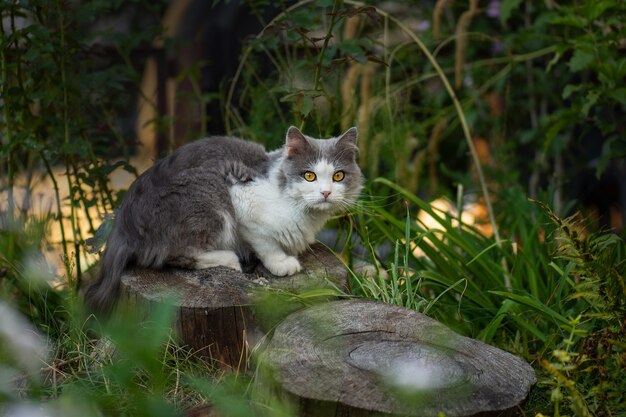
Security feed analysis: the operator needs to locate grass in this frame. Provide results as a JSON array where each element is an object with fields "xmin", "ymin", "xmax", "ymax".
[
  {"xmin": 2, "ymin": 0, "xmax": 626, "ymax": 415},
  {"xmin": 3, "ymin": 183, "xmax": 624, "ymax": 415},
  {"xmin": 349, "ymin": 179, "xmax": 626, "ymax": 415}
]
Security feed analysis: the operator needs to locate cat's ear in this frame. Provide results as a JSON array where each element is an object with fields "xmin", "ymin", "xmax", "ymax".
[
  {"xmin": 338, "ymin": 127, "xmax": 358, "ymax": 146},
  {"xmin": 337, "ymin": 127, "xmax": 359, "ymax": 158},
  {"xmin": 286, "ymin": 126, "xmax": 310, "ymax": 157}
]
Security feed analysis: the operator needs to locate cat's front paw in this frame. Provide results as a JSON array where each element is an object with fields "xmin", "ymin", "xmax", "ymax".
[{"xmin": 264, "ymin": 255, "xmax": 302, "ymax": 276}]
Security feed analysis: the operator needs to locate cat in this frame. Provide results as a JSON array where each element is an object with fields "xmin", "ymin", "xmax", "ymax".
[{"xmin": 85, "ymin": 126, "xmax": 363, "ymax": 312}]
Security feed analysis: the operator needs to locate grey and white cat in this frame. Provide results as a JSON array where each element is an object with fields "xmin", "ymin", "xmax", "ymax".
[{"xmin": 85, "ymin": 126, "xmax": 363, "ymax": 312}]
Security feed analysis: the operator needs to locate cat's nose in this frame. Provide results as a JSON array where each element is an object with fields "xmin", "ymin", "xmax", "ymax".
[{"xmin": 321, "ymin": 190, "xmax": 332, "ymax": 199}]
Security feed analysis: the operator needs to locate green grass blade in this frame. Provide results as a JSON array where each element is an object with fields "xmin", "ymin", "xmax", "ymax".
[
  {"xmin": 479, "ymin": 299, "xmax": 515, "ymax": 343},
  {"xmin": 489, "ymin": 290, "xmax": 572, "ymax": 330},
  {"xmin": 404, "ymin": 208, "xmax": 414, "ymax": 309}
]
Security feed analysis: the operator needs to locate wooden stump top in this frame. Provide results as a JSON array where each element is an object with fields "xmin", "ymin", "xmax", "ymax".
[
  {"xmin": 120, "ymin": 243, "xmax": 351, "ymax": 309},
  {"xmin": 122, "ymin": 266, "xmax": 255, "ymax": 308},
  {"xmin": 265, "ymin": 299, "xmax": 536, "ymax": 417}
]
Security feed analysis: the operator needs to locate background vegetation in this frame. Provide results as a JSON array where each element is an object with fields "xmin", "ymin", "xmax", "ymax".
[{"xmin": 1, "ymin": 0, "xmax": 625, "ymax": 416}]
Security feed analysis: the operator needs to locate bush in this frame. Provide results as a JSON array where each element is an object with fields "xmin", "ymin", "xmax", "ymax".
[{"xmin": 1, "ymin": 0, "xmax": 625, "ymax": 415}]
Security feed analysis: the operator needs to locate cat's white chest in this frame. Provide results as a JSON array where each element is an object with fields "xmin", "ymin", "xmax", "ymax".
[{"xmin": 229, "ymin": 179, "xmax": 327, "ymax": 254}]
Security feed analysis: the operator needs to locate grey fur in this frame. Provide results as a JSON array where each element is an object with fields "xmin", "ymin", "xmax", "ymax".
[{"xmin": 85, "ymin": 128, "xmax": 362, "ymax": 313}]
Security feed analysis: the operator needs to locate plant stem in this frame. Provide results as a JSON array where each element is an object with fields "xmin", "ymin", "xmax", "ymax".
[
  {"xmin": 383, "ymin": 45, "xmax": 557, "ymax": 105},
  {"xmin": 312, "ymin": 0, "xmax": 339, "ymax": 94},
  {"xmin": 71, "ymin": 164, "xmax": 95, "ymax": 233},
  {"xmin": 525, "ymin": 0, "xmax": 541, "ymax": 203},
  {"xmin": 41, "ymin": 152, "xmax": 71, "ymax": 280},
  {"xmin": 301, "ymin": 0, "xmax": 340, "ymax": 130},
  {"xmin": 87, "ymin": 142, "xmax": 116, "ymax": 211},
  {"xmin": 348, "ymin": 1, "xmax": 510, "ymax": 287},
  {"xmin": 0, "ymin": 5, "xmax": 15, "ymax": 221},
  {"xmin": 56, "ymin": 0, "xmax": 81, "ymax": 288},
  {"xmin": 225, "ymin": 0, "xmax": 320, "ymax": 134}
]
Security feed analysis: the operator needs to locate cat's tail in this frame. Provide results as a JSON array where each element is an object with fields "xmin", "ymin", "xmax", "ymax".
[{"xmin": 84, "ymin": 232, "xmax": 133, "ymax": 315}]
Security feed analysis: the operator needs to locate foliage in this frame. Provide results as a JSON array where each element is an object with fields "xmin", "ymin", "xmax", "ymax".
[
  {"xmin": 538, "ymin": 1, "xmax": 626, "ymax": 177},
  {"xmin": 352, "ymin": 178, "xmax": 626, "ymax": 415},
  {"xmin": 0, "ymin": 286, "xmax": 293, "ymax": 416},
  {"xmin": 0, "ymin": 215, "xmax": 68, "ymax": 335},
  {"xmin": 1, "ymin": 0, "xmax": 626, "ymax": 416},
  {"xmin": 533, "ymin": 201, "xmax": 626, "ymax": 416},
  {"xmin": 0, "ymin": 0, "xmax": 165, "ymax": 286}
]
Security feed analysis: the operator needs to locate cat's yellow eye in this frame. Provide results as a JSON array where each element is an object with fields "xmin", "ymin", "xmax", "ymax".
[
  {"xmin": 333, "ymin": 171, "xmax": 345, "ymax": 182},
  {"xmin": 303, "ymin": 171, "xmax": 317, "ymax": 182}
]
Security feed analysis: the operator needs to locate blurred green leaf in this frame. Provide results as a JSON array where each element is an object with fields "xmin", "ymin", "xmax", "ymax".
[
  {"xmin": 301, "ymin": 95, "xmax": 314, "ymax": 117},
  {"xmin": 585, "ymin": 0, "xmax": 618, "ymax": 20},
  {"xmin": 568, "ymin": 48, "xmax": 595, "ymax": 72},
  {"xmin": 489, "ymin": 291, "xmax": 574, "ymax": 330},
  {"xmin": 580, "ymin": 90, "xmax": 599, "ymax": 117},
  {"xmin": 500, "ymin": 0, "xmax": 523, "ymax": 25},
  {"xmin": 562, "ymin": 84, "xmax": 584, "ymax": 99},
  {"xmin": 550, "ymin": 13, "xmax": 587, "ymax": 28}
]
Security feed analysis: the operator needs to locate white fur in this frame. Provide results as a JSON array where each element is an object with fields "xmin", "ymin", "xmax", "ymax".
[
  {"xmin": 193, "ymin": 250, "xmax": 241, "ymax": 271},
  {"xmin": 229, "ymin": 157, "xmax": 343, "ymax": 276},
  {"xmin": 218, "ymin": 211, "xmax": 238, "ymax": 248}
]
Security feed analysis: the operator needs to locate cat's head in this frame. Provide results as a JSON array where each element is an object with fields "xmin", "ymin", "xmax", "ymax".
[{"xmin": 279, "ymin": 126, "xmax": 363, "ymax": 212}]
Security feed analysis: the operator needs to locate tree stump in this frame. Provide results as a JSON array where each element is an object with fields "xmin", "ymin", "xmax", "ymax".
[
  {"xmin": 119, "ymin": 243, "xmax": 352, "ymax": 369},
  {"xmin": 265, "ymin": 299, "xmax": 536, "ymax": 417}
]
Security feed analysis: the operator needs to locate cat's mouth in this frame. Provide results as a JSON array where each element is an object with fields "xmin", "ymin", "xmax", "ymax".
[{"xmin": 312, "ymin": 199, "xmax": 336, "ymax": 211}]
